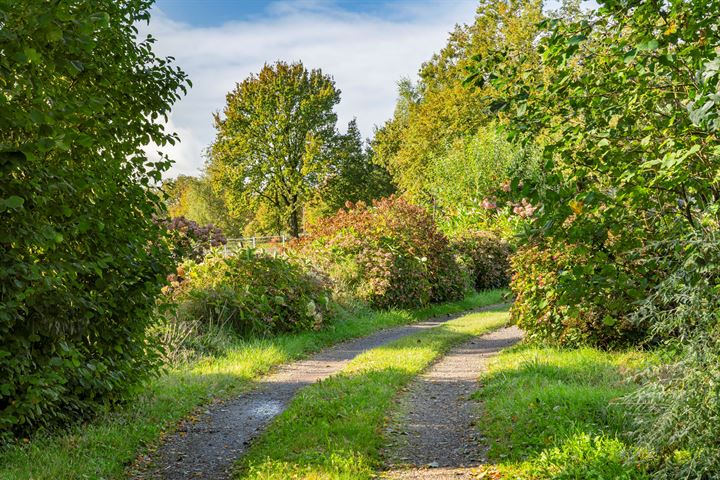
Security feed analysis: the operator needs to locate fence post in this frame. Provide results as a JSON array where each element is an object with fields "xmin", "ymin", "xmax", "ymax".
[
  {"xmin": 282, "ymin": 235, "xmax": 285, "ymax": 247},
  {"xmin": 252, "ymin": 237, "xmax": 256, "ymax": 248}
]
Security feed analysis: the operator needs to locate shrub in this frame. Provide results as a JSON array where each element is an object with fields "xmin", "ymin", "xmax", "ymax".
[
  {"xmin": 510, "ymin": 244, "xmax": 643, "ymax": 348},
  {"xmin": 297, "ymin": 196, "xmax": 466, "ymax": 309},
  {"xmin": 451, "ymin": 230, "xmax": 511, "ymax": 290},
  {"xmin": 621, "ymin": 232, "xmax": 720, "ymax": 478},
  {"xmin": 156, "ymin": 215, "xmax": 227, "ymax": 262},
  {"xmin": 0, "ymin": 1, "xmax": 187, "ymax": 439},
  {"xmin": 167, "ymin": 249, "xmax": 334, "ymax": 338}
]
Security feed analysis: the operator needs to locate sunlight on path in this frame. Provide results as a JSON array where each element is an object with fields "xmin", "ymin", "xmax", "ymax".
[{"xmin": 382, "ymin": 326, "xmax": 523, "ymax": 479}]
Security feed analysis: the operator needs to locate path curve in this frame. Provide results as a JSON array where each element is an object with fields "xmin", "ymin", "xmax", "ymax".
[
  {"xmin": 130, "ymin": 303, "xmax": 508, "ymax": 480},
  {"xmin": 382, "ymin": 325, "xmax": 523, "ymax": 479}
]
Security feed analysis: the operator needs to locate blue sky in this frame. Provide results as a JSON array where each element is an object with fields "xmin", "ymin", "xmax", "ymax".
[
  {"xmin": 154, "ymin": 0, "xmax": 459, "ymax": 26},
  {"xmin": 145, "ymin": 0, "xmax": 480, "ymax": 177}
]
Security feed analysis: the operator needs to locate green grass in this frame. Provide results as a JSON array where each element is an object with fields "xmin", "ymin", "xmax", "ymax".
[
  {"xmin": 472, "ymin": 345, "xmax": 655, "ymax": 479},
  {"xmin": 236, "ymin": 306, "xmax": 511, "ymax": 479},
  {"xmin": 0, "ymin": 290, "xmax": 505, "ymax": 480}
]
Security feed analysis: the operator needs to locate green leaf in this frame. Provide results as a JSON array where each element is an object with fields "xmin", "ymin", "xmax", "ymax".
[
  {"xmin": 23, "ymin": 47, "xmax": 41, "ymax": 63},
  {"xmin": 3, "ymin": 196, "xmax": 24, "ymax": 209},
  {"xmin": 623, "ymin": 48, "xmax": 637, "ymax": 64}
]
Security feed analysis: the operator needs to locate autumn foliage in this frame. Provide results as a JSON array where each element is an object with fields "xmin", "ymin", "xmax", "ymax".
[{"xmin": 297, "ymin": 196, "xmax": 467, "ymax": 309}]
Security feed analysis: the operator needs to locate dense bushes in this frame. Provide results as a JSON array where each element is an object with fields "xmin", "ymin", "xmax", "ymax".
[
  {"xmin": 166, "ymin": 250, "xmax": 334, "ymax": 340},
  {"xmin": 297, "ymin": 196, "xmax": 467, "ymax": 309},
  {"xmin": 621, "ymin": 232, "xmax": 720, "ymax": 477},
  {"xmin": 451, "ymin": 230, "xmax": 510, "ymax": 291},
  {"xmin": 156, "ymin": 215, "xmax": 227, "ymax": 262},
  {"xmin": 0, "ymin": 1, "xmax": 187, "ymax": 439},
  {"xmin": 510, "ymin": 244, "xmax": 644, "ymax": 348}
]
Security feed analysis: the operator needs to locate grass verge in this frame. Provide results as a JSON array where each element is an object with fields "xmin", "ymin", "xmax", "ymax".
[
  {"xmin": 235, "ymin": 306, "xmax": 511, "ymax": 479},
  {"xmin": 0, "ymin": 290, "xmax": 505, "ymax": 480},
  {"xmin": 472, "ymin": 345, "xmax": 655, "ymax": 479}
]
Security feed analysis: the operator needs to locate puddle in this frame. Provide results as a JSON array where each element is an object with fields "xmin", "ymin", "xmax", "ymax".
[{"xmin": 247, "ymin": 399, "xmax": 283, "ymax": 418}]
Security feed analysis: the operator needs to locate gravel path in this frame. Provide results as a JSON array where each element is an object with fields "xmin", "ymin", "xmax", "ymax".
[
  {"xmin": 130, "ymin": 304, "xmax": 507, "ymax": 480},
  {"xmin": 382, "ymin": 325, "xmax": 524, "ymax": 479}
]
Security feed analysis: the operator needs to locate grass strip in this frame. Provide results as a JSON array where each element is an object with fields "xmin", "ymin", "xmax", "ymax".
[
  {"xmin": 236, "ymin": 306, "xmax": 511, "ymax": 479},
  {"xmin": 0, "ymin": 290, "xmax": 505, "ymax": 480},
  {"xmin": 472, "ymin": 344, "xmax": 654, "ymax": 479}
]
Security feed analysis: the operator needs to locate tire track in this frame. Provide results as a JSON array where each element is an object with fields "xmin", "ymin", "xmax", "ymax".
[
  {"xmin": 130, "ymin": 303, "xmax": 509, "ymax": 480},
  {"xmin": 382, "ymin": 325, "xmax": 523, "ymax": 479}
]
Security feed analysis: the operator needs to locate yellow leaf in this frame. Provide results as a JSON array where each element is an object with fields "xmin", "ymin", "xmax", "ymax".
[{"xmin": 569, "ymin": 200, "xmax": 584, "ymax": 215}]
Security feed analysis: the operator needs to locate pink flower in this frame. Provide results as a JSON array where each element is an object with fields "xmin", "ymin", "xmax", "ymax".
[
  {"xmin": 481, "ymin": 198, "xmax": 497, "ymax": 210},
  {"xmin": 512, "ymin": 198, "xmax": 537, "ymax": 218}
]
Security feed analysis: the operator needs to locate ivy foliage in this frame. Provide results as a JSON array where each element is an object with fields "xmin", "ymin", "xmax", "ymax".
[{"xmin": 0, "ymin": 0, "xmax": 188, "ymax": 438}]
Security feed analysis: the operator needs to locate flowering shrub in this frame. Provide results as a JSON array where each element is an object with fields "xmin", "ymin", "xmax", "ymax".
[
  {"xmin": 156, "ymin": 216, "xmax": 227, "ymax": 262},
  {"xmin": 510, "ymin": 244, "xmax": 643, "ymax": 347},
  {"xmin": 451, "ymin": 231, "xmax": 511, "ymax": 290},
  {"xmin": 166, "ymin": 249, "xmax": 333, "ymax": 337},
  {"xmin": 297, "ymin": 196, "xmax": 466, "ymax": 309}
]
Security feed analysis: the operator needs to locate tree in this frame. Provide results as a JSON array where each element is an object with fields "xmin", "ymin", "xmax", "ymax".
[
  {"xmin": 466, "ymin": 0, "xmax": 720, "ymax": 326},
  {"xmin": 425, "ymin": 123, "xmax": 537, "ymax": 235},
  {"xmin": 371, "ymin": 0, "xmax": 544, "ymax": 203},
  {"xmin": 209, "ymin": 61, "xmax": 341, "ymax": 237},
  {"xmin": 468, "ymin": 1, "xmax": 720, "ymax": 473},
  {"xmin": 310, "ymin": 119, "xmax": 395, "ymax": 218},
  {"xmin": 0, "ymin": 0, "xmax": 188, "ymax": 436}
]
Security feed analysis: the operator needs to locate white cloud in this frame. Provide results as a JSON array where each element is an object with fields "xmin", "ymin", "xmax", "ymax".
[{"xmin": 141, "ymin": 1, "xmax": 478, "ymax": 177}]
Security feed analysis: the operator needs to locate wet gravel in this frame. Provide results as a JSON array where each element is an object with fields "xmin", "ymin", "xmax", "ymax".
[
  {"xmin": 129, "ymin": 304, "xmax": 507, "ymax": 480},
  {"xmin": 382, "ymin": 325, "xmax": 524, "ymax": 479}
]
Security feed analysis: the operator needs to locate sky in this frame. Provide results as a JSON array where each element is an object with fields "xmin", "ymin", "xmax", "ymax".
[{"xmin": 143, "ymin": 0, "xmax": 480, "ymax": 177}]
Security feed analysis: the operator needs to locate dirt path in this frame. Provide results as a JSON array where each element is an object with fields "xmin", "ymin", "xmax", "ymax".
[
  {"xmin": 382, "ymin": 325, "xmax": 523, "ymax": 479},
  {"xmin": 130, "ymin": 304, "xmax": 508, "ymax": 480}
]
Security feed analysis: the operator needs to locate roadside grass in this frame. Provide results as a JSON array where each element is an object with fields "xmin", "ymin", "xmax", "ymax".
[
  {"xmin": 236, "ymin": 306, "xmax": 511, "ymax": 479},
  {"xmin": 473, "ymin": 345, "xmax": 655, "ymax": 479},
  {"xmin": 0, "ymin": 290, "xmax": 505, "ymax": 480}
]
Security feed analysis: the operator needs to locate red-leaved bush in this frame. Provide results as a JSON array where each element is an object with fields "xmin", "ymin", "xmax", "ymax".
[
  {"xmin": 296, "ymin": 196, "xmax": 467, "ymax": 309},
  {"xmin": 451, "ymin": 230, "xmax": 511, "ymax": 290},
  {"xmin": 155, "ymin": 216, "xmax": 227, "ymax": 262}
]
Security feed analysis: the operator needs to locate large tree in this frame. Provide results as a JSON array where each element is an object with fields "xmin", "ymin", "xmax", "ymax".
[{"xmin": 209, "ymin": 61, "xmax": 341, "ymax": 237}]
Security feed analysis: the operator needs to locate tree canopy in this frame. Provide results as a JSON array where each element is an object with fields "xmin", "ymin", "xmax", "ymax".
[
  {"xmin": 371, "ymin": 0, "xmax": 544, "ymax": 203},
  {"xmin": 208, "ymin": 61, "xmax": 341, "ymax": 237}
]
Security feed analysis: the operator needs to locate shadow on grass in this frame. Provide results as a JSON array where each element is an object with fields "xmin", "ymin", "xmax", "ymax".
[
  {"xmin": 0, "ymin": 291, "xmax": 507, "ymax": 480},
  {"xmin": 235, "ymin": 309, "xmax": 513, "ymax": 480},
  {"xmin": 235, "ymin": 366, "xmax": 422, "ymax": 480}
]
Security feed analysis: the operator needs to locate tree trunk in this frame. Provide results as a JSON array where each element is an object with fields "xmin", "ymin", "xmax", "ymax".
[{"xmin": 289, "ymin": 208, "xmax": 300, "ymax": 238}]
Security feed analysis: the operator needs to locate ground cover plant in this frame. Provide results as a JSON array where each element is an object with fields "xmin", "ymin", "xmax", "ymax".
[
  {"xmin": 0, "ymin": 0, "xmax": 188, "ymax": 439},
  {"xmin": 473, "ymin": 344, "xmax": 653, "ymax": 479},
  {"xmin": 235, "ymin": 306, "xmax": 510, "ymax": 480},
  {"xmin": 0, "ymin": 291, "xmax": 505, "ymax": 480}
]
